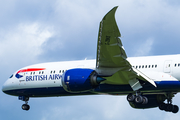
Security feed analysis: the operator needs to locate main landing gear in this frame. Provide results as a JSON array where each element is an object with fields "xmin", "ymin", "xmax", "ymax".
[
  {"xmin": 158, "ymin": 93, "xmax": 179, "ymax": 113},
  {"xmin": 127, "ymin": 92, "xmax": 179, "ymax": 113},
  {"xmin": 18, "ymin": 96, "xmax": 30, "ymax": 111},
  {"xmin": 159, "ymin": 103, "xmax": 179, "ymax": 113},
  {"xmin": 127, "ymin": 93, "xmax": 148, "ymax": 105}
]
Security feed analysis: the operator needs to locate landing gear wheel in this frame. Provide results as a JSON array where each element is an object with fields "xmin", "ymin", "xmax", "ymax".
[
  {"xmin": 172, "ymin": 105, "xmax": 179, "ymax": 113},
  {"xmin": 165, "ymin": 104, "xmax": 173, "ymax": 112},
  {"xmin": 19, "ymin": 96, "xmax": 30, "ymax": 111},
  {"xmin": 22, "ymin": 104, "xmax": 30, "ymax": 111},
  {"xmin": 159, "ymin": 103, "xmax": 166, "ymax": 110},
  {"xmin": 127, "ymin": 94, "xmax": 135, "ymax": 102},
  {"xmin": 135, "ymin": 95, "xmax": 143, "ymax": 104},
  {"xmin": 142, "ymin": 96, "xmax": 148, "ymax": 104}
]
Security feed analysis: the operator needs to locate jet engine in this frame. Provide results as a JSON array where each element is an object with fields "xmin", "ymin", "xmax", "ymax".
[{"xmin": 61, "ymin": 68, "xmax": 105, "ymax": 93}]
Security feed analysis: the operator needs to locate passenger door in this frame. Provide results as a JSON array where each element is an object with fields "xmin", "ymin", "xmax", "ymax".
[{"xmin": 164, "ymin": 60, "xmax": 172, "ymax": 73}]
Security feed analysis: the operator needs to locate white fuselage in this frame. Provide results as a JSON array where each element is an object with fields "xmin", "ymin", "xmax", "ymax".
[{"xmin": 2, "ymin": 54, "xmax": 180, "ymax": 97}]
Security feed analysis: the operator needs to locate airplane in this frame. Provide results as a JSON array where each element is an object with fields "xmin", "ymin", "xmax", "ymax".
[{"xmin": 2, "ymin": 6, "xmax": 180, "ymax": 113}]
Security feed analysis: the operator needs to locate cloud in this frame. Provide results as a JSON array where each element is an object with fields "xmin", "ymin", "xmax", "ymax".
[
  {"xmin": 133, "ymin": 38, "xmax": 154, "ymax": 56},
  {"xmin": 0, "ymin": 22, "xmax": 54, "ymax": 67},
  {"xmin": 39, "ymin": 96, "xmax": 129, "ymax": 120},
  {"xmin": 37, "ymin": 0, "xmax": 180, "ymax": 60}
]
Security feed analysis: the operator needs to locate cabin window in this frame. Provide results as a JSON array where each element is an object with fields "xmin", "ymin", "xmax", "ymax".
[
  {"xmin": 178, "ymin": 64, "xmax": 180, "ymax": 67},
  {"xmin": 155, "ymin": 65, "xmax": 157, "ymax": 68},
  {"xmin": 62, "ymin": 70, "xmax": 64, "ymax": 73},
  {"xmin": 59, "ymin": 70, "xmax": 61, "ymax": 73},
  {"xmin": 42, "ymin": 71, "xmax": 44, "ymax": 74},
  {"xmin": 136, "ymin": 66, "xmax": 138, "ymax": 69},
  {"xmin": 175, "ymin": 64, "xmax": 177, "ymax": 67},
  {"xmin": 139, "ymin": 66, "xmax": 141, "ymax": 68},
  {"xmin": 145, "ymin": 65, "xmax": 147, "ymax": 68},
  {"xmin": 51, "ymin": 71, "xmax": 52, "ymax": 74},
  {"xmin": 9, "ymin": 74, "xmax": 13, "ymax": 78},
  {"xmin": 53, "ymin": 71, "xmax": 55, "ymax": 73},
  {"xmin": 33, "ymin": 72, "xmax": 35, "ymax": 74},
  {"xmin": 142, "ymin": 65, "xmax": 144, "ymax": 68},
  {"xmin": 149, "ymin": 65, "xmax": 151, "ymax": 68}
]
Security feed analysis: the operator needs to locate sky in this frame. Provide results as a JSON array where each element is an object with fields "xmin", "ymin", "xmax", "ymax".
[{"xmin": 1, "ymin": 0, "xmax": 180, "ymax": 120}]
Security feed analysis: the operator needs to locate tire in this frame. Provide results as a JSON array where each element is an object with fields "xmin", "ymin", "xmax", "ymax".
[
  {"xmin": 135, "ymin": 95, "xmax": 143, "ymax": 104},
  {"xmin": 165, "ymin": 104, "xmax": 173, "ymax": 112},
  {"xmin": 159, "ymin": 103, "xmax": 166, "ymax": 110},
  {"xmin": 142, "ymin": 96, "xmax": 148, "ymax": 104},
  {"xmin": 127, "ymin": 94, "xmax": 135, "ymax": 102},
  {"xmin": 172, "ymin": 105, "xmax": 179, "ymax": 113},
  {"xmin": 22, "ymin": 104, "xmax": 30, "ymax": 111},
  {"xmin": 26, "ymin": 105, "xmax": 30, "ymax": 111},
  {"xmin": 22, "ymin": 104, "xmax": 27, "ymax": 110}
]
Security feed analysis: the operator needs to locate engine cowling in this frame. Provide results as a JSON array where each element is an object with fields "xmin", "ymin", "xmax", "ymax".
[
  {"xmin": 129, "ymin": 94, "xmax": 166, "ymax": 109},
  {"xmin": 61, "ymin": 68, "xmax": 105, "ymax": 93}
]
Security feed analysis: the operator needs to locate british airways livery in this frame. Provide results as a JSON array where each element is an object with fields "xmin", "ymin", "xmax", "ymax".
[{"xmin": 2, "ymin": 6, "xmax": 180, "ymax": 113}]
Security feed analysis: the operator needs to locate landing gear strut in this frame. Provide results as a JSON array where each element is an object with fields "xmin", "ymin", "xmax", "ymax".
[
  {"xmin": 158, "ymin": 93, "xmax": 179, "ymax": 113},
  {"xmin": 18, "ymin": 96, "xmax": 30, "ymax": 111}
]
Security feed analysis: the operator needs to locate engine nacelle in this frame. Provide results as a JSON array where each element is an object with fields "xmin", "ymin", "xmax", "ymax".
[
  {"xmin": 129, "ymin": 95, "xmax": 166, "ymax": 109},
  {"xmin": 61, "ymin": 68, "xmax": 105, "ymax": 93}
]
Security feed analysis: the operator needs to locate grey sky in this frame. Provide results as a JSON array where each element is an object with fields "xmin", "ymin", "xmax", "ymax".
[{"xmin": 1, "ymin": 0, "xmax": 180, "ymax": 120}]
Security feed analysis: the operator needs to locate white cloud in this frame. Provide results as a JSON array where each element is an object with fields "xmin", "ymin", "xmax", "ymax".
[
  {"xmin": 51, "ymin": 0, "xmax": 180, "ymax": 58},
  {"xmin": 0, "ymin": 22, "xmax": 54, "ymax": 67},
  {"xmin": 133, "ymin": 38, "xmax": 154, "ymax": 56},
  {"xmin": 40, "ymin": 96, "xmax": 129, "ymax": 120}
]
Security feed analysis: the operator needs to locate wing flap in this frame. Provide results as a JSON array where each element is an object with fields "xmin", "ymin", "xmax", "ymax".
[{"xmin": 132, "ymin": 68, "xmax": 157, "ymax": 87}]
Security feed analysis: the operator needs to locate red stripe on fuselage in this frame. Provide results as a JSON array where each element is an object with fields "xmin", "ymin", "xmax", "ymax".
[{"xmin": 17, "ymin": 68, "xmax": 46, "ymax": 74}]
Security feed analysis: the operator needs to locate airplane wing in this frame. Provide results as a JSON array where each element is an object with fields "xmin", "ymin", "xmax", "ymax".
[{"xmin": 95, "ymin": 6, "xmax": 156, "ymax": 91}]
